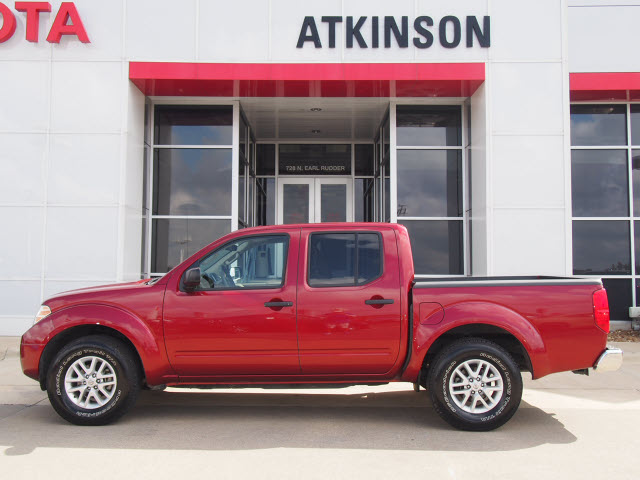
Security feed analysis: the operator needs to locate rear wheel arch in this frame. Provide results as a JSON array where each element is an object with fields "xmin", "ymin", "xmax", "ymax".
[
  {"xmin": 419, "ymin": 323, "xmax": 534, "ymax": 383},
  {"xmin": 39, "ymin": 325, "xmax": 145, "ymax": 390}
]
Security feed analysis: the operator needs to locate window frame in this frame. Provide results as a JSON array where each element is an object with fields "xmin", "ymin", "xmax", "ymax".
[
  {"xmin": 179, "ymin": 233, "xmax": 291, "ymax": 293},
  {"xmin": 570, "ymin": 101, "xmax": 640, "ymax": 318},
  {"xmin": 306, "ymin": 231, "xmax": 384, "ymax": 288}
]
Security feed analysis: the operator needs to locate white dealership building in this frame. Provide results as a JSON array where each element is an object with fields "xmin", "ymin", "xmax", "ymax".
[{"xmin": 1, "ymin": 0, "xmax": 639, "ymax": 335}]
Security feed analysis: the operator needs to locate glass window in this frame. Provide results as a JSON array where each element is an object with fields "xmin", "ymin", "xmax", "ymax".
[
  {"xmin": 633, "ymin": 150, "xmax": 640, "ymax": 216},
  {"xmin": 397, "ymin": 150, "xmax": 462, "ymax": 217},
  {"xmin": 358, "ymin": 233, "xmax": 382, "ymax": 284},
  {"xmin": 355, "ymin": 178, "xmax": 374, "ymax": 222},
  {"xmin": 355, "ymin": 144, "xmax": 374, "ymax": 176},
  {"xmin": 256, "ymin": 178, "xmax": 275, "ymax": 226},
  {"xmin": 320, "ymin": 184, "xmax": 347, "ymax": 222},
  {"xmin": 153, "ymin": 149, "xmax": 232, "ymax": 216},
  {"xmin": 195, "ymin": 235, "xmax": 288, "ymax": 290},
  {"xmin": 151, "ymin": 219, "xmax": 231, "ymax": 273},
  {"xmin": 570, "ymin": 105, "xmax": 627, "ymax": 146},
  {"xmin": 572, "ymin": 221, "xmax": 630, "ymax": 275},
  {"xmin": 604, "ymin": 279, "xmax": 632, "ymax": 321},
  {"xmin": 256, "ymin": 144, "xmax": 276, "ymax": 175},
  {"xmin": 632, "ymin": 105, "xmax": 640, "ymax": 146},
  {"xmin": 308, "ymin": 233, "xmax": 382, "ymax": 287},
  {"xmin": 154, "ymin": 105, "xmax": 233, "ymax": 145},
  {"xmin": 571, "ymin": 150, "xmax": 628, "ymax": 217},
  {"xmin": 397, "ymin": 106, "xmax": 462, "ymax": 147},
  {"xmin": 279, "ymin": 144, "xmax": 351, "ymax": 175},
  {"xmin": 399, "ymin": 220, "xmax": 463, "ymax": 275}
]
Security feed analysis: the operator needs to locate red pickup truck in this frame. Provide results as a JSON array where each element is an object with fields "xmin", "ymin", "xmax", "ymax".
[{"xmin": 21, "ymin": 223, "xmax": 622, "ymax": 430}]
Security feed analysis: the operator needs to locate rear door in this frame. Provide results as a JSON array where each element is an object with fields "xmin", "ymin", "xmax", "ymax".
[{"xmin": 296, "ymin": 227, "xmax": 402, "ymax": 374}]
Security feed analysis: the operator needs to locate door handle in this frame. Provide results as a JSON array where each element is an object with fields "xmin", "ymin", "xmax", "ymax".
[
  {"xmin": 264, "ymin": 301, "xmax": 293, "ymax": 308},
  {"xmin": 365, "ymin": 299, "xmax": 394, "ymax": 305}
]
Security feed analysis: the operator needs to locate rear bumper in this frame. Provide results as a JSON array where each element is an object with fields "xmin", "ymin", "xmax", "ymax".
[{"xmin": 593, "ymin": 346, "xmax": 623, "ymax": 372}]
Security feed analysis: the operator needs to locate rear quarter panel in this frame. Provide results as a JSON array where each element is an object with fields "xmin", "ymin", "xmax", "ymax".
[{"xmin": 405, "ymin": 284, "xmax": 607, "ymax": 380}]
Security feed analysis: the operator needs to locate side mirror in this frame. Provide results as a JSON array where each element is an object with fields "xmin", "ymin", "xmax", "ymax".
[{"xmin": 183, "ymin": 267, "xmax": 201, "ymax": 291}]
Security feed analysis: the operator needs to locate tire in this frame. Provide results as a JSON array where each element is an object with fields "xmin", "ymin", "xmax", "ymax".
[
  {"xmin": 427, "ymin": 338, "xmax": 523, "ymax": 431},
  {"xmin": 45, "ymin": 335, "xmax": 141, "ymax": 426}
]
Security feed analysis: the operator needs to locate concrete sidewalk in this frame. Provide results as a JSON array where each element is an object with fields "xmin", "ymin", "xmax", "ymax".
[{"xmin": 1, "ymin": 335, "xmax": 639, "ymax": 479}]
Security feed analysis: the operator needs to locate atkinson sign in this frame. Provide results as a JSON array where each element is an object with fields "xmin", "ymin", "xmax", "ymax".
[
  {"xmin": 0, "ymin": 2, "xmax": 89, "ymax": 43},
  {"xmin": 297, "ymin": 15, "xmax": 490, "ymax": 49}
]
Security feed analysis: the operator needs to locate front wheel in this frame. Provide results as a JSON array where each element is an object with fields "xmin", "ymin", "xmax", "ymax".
[
  {"xmin": 46, "ymin": 335, "xmax": 141, "ymax": 426},
  {"xmin": 427, "ymin": 338, "xmax": 522, "ymax": 431}
]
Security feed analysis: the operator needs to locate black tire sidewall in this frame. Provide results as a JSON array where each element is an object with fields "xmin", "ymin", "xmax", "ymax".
[
  {"xmin": 429, "ymin": 341, "xmax": 522, "ymax": 430},
  {"xmin": 46, "ymin": 338, "xmax": 137, "ymax": 425}
]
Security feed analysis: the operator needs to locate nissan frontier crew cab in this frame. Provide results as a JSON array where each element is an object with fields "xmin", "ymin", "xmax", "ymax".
[{"xmin": 20, "ymin": 223, "xmax": 623, "ymax": 430}]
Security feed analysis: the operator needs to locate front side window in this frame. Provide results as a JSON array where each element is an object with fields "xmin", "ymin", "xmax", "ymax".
[
  {"xmin": 193, "ymin": 235, "xmax": 288, "ymax": 291},
  {"xmin": 308, "ymin": 233, "xmax": 382, "ymax": 287}
]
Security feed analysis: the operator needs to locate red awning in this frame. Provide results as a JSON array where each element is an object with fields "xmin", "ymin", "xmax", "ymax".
[
  {"xmin": 570, "ymin": 72, "xmax": 640, "ymax": 101},
  {"xmin": 129, "ymin": 62, "xmax": 485, "ymax": 98}
]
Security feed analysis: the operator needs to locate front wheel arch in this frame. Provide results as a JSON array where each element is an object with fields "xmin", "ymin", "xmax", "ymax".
[{"xmin": 39, "ymin": 325, "xmax": 145, "ymax": 390}]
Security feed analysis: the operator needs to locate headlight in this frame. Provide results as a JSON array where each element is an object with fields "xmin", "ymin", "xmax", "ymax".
[{"xmin": 34, "ymin": 305, "xmax": 51, "ymax": 325}]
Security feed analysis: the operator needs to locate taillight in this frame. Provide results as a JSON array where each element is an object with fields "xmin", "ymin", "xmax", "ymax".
[{"xmin": 593, "ymin": 288, "xmax": 610, "ymax": 333}]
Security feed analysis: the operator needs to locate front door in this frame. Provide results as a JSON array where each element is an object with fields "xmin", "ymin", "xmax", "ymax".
[
  {"xmin": 278, "ymin": 178, "xmax": 353, "ymax": 224},
  {"xmin": 162, "ymin": 229, "xmax": 301, "ymax": 377}
]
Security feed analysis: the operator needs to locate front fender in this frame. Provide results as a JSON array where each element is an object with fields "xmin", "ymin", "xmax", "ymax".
[
  {"xmin": 22, "ymin": 304, "xmax": 175, "ymax": 386},
  {"xmin": 401, "ymin": 301, "xmax": 548, "ymax": 381}
]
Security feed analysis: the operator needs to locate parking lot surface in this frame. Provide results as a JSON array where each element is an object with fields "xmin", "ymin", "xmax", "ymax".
[{"xmin": 1, "ymin": 336, "xmax": 639, "ymax": 479}]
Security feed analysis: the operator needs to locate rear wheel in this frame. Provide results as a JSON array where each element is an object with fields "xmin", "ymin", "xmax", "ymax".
[
  {"xmin": 46, "ymin": 335, "xmax": 141, "ymax": 426},
  {"xmin": 427, "ymin": 338, "xmax": 522, "ymax": 431}
]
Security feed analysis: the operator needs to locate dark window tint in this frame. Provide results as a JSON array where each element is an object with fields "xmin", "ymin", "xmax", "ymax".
[
  {"xmin": 197, "ymin": 235, "xmax": 288, "ymax": 290},
  {"xmin": 256, "ymin": 144, "xmax": 276, "ymax": 175},
  {"xmin": 633, "ymin": 150, "xmax": 640, "ymax": 216},
  {"xmin": 571, "ymin": 149, "xmax": 628, "ymax": 217},
  {"xmin": 635, "ymin": 221, "xmax": 640, "ymax": 273},
  {"xmin": 355, "ymin": 144, "xmax": 374, "ymax": 176},
  {"xmin": 570, "ymin": 105, "xmax": 627, "ymax": 146},
  {"xmin": 279, "ymin": 144, "xmax": 351, "ymax": 175},
  {"xmin": 355, "ymin": 178, "xmax": 374, "ymax": 222},
  {"xmin": 358, "ymin": 234, "xmax": 382, "ymax": 283},
  {"xmin": 397, "ymin": 150, "xmax": 462, "ymax": 217},
  {"xmin": 632, "ymin": 105, "xmax": 640, "ymax": 146},
  {"xmin": 256, "ymin": 178, "xmax": 275, "ymax": 226},
  {"xmin": 399, "ymin": 220, "xmax": 463, "ymax": 275},
  {"xmin": 309, "ymin": 234, "xmax": 355, "ymax": 286},
  {"xmin": 604, "ymin": 278, "xmax": 632, "ymax": 321},
  {"xmin": 572, "ymin": 221, "xmax": 630, "ymax": 275},
  {"xmin": 153, "ymin": 149, "xmax": 232, "ymax": 216},
  {"xmin": 397, "ymin": 106, "xmax": 462, "ymax": 146},
  {"xmin": 308, "ymin": 233, "xmax": 382, "ymax": 287},
  {"xmin": 151, "ymin": 219, "xmax": 230, "ymax": 273},
  {"xmin": 154, "ymin": 106, "xmax": 233, "ymax": 145}
]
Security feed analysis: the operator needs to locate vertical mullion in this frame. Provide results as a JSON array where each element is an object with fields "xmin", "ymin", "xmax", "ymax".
[
  {"xmin": 390, "ymin": 103, "xmax": 398, "ymax": 224},
  {"xmin": 461, "ymin": 104, "xmax": 469, "ymax": 276},
  {"xmin": 628, "ymin": 103, "xmax": 637, "ymax": 307},
  {"xmin": 146, "ymin": 104, "xmax": 155, "ymax": 277},
  {"xmin": 231, "ymin": 103, "xmax": 240, "ymax": 231}
]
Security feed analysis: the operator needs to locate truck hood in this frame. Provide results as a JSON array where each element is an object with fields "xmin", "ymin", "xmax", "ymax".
[{"xmin": 43, "ymin": 279, "xmax": 160, "ymax": 312}]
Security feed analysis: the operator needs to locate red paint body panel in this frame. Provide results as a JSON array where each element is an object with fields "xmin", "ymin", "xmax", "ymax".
[
  {"xmin": 21, "ymin": 223, "xmax": 607, "ymax": 389},
  {"xmin": 162, "ymin": 227, "xmax": 302, "ymax": 376},
  {"xmin": 296, "ymin": 226, "xmax": 403, "ymax": 374},
  {"xmin": 129, "ymin": 62, "xmax": 485, "ymax": 98}
]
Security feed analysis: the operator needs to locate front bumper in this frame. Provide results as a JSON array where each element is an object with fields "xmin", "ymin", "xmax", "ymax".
[{"xmin": 593, "ymin": 346, "xmax": 623, "ymax": 372}]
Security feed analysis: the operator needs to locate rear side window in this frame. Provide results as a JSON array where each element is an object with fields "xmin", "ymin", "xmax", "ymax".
[{"xmin": 308, "ymin": 232, "xmax": 382, "ymax": 287}]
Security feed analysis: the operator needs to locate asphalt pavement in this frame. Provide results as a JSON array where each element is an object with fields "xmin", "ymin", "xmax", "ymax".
[{"xmin": 1, "ymin": 336, "xmax": 639, "ymax": 479}]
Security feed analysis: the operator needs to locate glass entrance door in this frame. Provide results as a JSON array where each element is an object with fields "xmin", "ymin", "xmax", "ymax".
[{"xmin": 277, "ymin": 178, "xmax": 352, "ymax": 224}]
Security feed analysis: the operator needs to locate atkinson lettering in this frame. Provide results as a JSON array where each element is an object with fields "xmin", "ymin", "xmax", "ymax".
[{"xmin": 297, "ymin": 15, "xmax": 490, "ymax": 49}]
